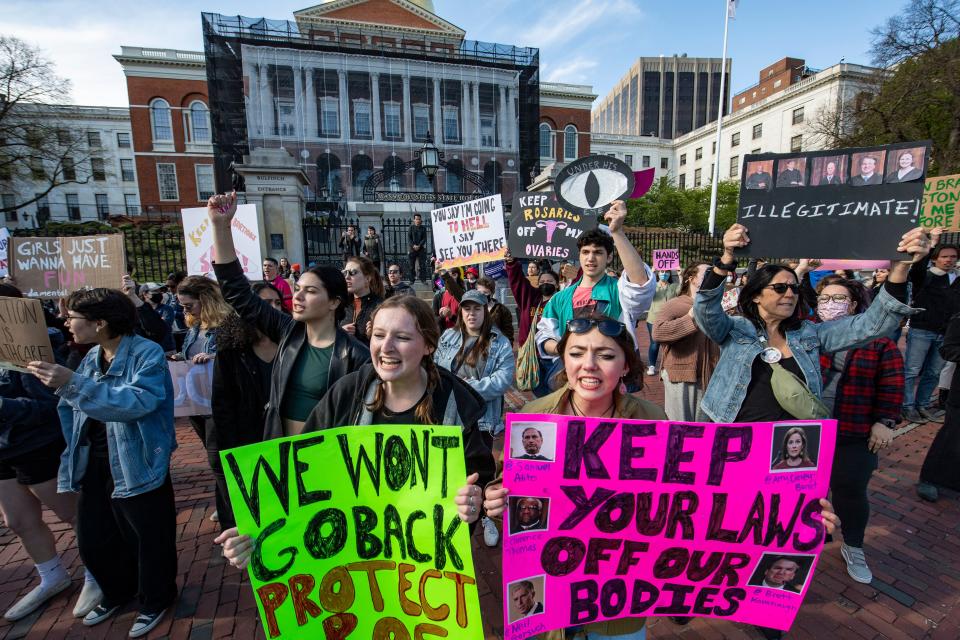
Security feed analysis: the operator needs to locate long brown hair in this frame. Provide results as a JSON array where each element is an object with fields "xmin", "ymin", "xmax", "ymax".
[
  {"xmin": 679, "ymin": 262, "xmax": 710, "ymax": 296},
  {"xmin": 553, "ymin": 311, "xmax": 643, "ymax": 391},
  {"xmin": 779, "ymin": 426, "xmax": 809, "ymax": 462},
  {"xmin": 177, "ymin": 276, "xmax": 235, "ymax": 329},
  {"xmin": 346, "ymin": 255, "xmax": 385, "ymax": 299},
  {"xmin": 365, "ymin": 295, "xmax": 441, "ymax": 424},
  {"xmin": 453, "ymin": 299, "xmax": 493, "ymax": 370}
]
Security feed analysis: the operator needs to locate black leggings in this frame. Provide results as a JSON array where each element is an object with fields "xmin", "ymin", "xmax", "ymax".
[{"xmin": 829, "ymin": 437, "xmax": 878, "ymax": 548}]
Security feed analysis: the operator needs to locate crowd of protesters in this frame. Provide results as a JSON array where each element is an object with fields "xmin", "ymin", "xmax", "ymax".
[{"xmin": 1, "ymin": 191, "xmax": 958, "ymax": 640}]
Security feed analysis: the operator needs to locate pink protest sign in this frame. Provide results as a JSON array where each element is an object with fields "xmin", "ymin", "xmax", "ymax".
[
  {"xmin": 501, "ymin": 415, "xmax": 837, "ymax": 639},
  {"xmin": 652, "ymin": 248, "xmax": 680, "ymax": 271},
  {"xmin": 816, "ymin": 259, "xmax": 890, "ymax": 271}
]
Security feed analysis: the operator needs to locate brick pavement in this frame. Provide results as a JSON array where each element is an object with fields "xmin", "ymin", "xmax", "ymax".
[{"xmin": 1, "ymin": 374, "xmax": 958, "ymax": 639}]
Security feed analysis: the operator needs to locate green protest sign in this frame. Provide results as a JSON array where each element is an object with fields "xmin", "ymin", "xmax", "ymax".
[{"xmin": 221, "ymin": 425, "xmax": 484, "ymax": 639}]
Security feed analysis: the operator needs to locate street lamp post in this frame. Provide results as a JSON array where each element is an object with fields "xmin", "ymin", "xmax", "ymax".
[{"xmin": 416, "ymin": 132, "xmax": 443, "ymax": 269}]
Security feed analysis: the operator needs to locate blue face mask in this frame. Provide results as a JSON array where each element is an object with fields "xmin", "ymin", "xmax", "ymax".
[{"xmin": 659, "ymin": 273, "xmax": 670, "ymax": 282}]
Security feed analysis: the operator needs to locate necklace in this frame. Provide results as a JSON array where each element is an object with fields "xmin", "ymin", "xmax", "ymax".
[{"xmin": 570, "ymin": 395, "xmax": 616, "ymax": 418}]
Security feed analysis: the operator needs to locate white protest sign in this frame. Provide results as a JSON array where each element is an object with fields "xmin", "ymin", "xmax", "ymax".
[
  {"xmin": 431, "ymin": 195, "xmax": 507, "ymax": 270},
  {"xmin": 0, "ymin": 227, "xmax": 9, "ymax": 278},
  {"xmin": 169, "ymin": 359, "xmax": 213, "ymax": 418},
  {"xmin": 182, "ymin": 204, "xmax": 262, "ymax": 279}
]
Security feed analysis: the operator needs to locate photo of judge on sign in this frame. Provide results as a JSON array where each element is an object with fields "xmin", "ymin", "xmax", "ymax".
[
  {"xmin": 849, "ymin": 151, "xmax": 886, "ymax": 186},
  {"xmin": 509, "ymin": 421, "xmax": 557, "ymax": 461},
  {"xmin": 508, "ymin": 495, "xmax": 550, "ymax": 534},
  {"xmin": 810, "ymin": 155, "xmax": 847, "ymax": 186},
  {"xmin": 744, "ymin": 160, "xmax": 774, "ymax": 190},
  {"xmin": 775, "ymin": 157, "xmax": 806, "ymax": 187},
  {"xmin": 507, "ymin": 576, "xmax": 546, "ymax": 623},
  {"xmin": 884, "ymin": 147, "xmax": 926, "ymax": 183},
  {"xmin": 747, "ymin": 554, "xmax": 815, "ymax": 594},
  {"xmin": 770, "ymin": 423, "xmax": 821, "ymax": 471}
]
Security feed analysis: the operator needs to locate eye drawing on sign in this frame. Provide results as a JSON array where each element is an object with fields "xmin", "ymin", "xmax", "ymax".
[
  {"xmin": 535, "ymin": 220, "xmax": 568, "ymax": 243},
  {"xmin": 554, "ymin": 155, "xmax": 635, "ymax": 216}
]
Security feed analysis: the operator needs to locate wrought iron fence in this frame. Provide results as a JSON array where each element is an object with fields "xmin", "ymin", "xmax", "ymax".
[{"xmin": 615, "ymin": 228, "xmax": 724, "ymax": 271}]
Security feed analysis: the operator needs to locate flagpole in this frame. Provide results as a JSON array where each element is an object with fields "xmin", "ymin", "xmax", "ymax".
[{"xmin": 708, "ymin": 0, "xmax": 732, "ymax": 236}]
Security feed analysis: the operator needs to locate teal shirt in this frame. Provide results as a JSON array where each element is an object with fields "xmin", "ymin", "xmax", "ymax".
[{"xmin": 280, "ymin": 344, "xmax": 333, "ymax": 422}]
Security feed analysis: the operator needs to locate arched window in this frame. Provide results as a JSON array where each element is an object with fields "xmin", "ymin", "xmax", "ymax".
[
  {"xmin": 316, "ymin": 153, "xmax": 342, "ymax": 197},
  {"xmin": 563, "ymin": 124, "xmax": 578, "ymax": 160},
  {"xmin": 150, "ymin": 99, "xmax": 173, "ymax": 142},
  {"xmin": 351, "ymin": 154, "xmax": 374, "ymax": 196},
  {"xmin": 483, "ymin": 160, "xmax": 502, "ymax": 194},
  {"xmin": 445, "ymin": 159, "xmax": 464, "ymax": 194},
  {"xmin": 539, "ymin": 123, "xmax": 553, "ymax": 159},
  {"xmin": 383, "ymin": 156, "xmax": 406, "ymax": 191},
  {"xmin": 189, "ymin": 101, "xmax": 211, "ymax": 143}
]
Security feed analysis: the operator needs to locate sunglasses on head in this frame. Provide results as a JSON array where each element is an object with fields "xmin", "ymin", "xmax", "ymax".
[
  {"xmin": 567, "ymin": 317, "xmax": 626, "ymax": 337},
  {"xmin": 766, "ymin": 283, "xmax": 800, "ymax": 295}
]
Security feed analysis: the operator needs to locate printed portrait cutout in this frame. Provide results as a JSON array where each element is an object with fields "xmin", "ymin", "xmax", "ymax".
[
  {"xmin": 744, "ymin": 160, "xmax": 775, "ymax": 191},
  {"xmin": 507, "ymin": 575, "xmax": 547, "ymax": 623},
  {"xmin": 747, "ymin": 553, "xmax": 816, "ymax": 594},
  {"xmin": 809, "ymin": 155, "xmax": 847, "ymax": 186},
  {"xmin": 510, "ymin": 421, "xmax": 557, "ymax": 462},
  {"xmin": 885, "ymin": 146, "xmax": 926, "ymax": 183},
  {"xmin": 775, "ymin": 157, "xmax": 807, "ymax": 188},
  {"xmin": 849, "ymin": 150, "xmax": 887, "ymax": 187},
  {"xmin": 770, "ymin": 422, "xmax": 822, "ymax": 472},
  {"xmin": 508, "ymin": 496, "xmax": 550, "ymax": 535}
]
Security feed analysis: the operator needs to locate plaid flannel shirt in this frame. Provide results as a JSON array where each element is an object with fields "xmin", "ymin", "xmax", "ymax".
[{"xmin": 820, "ymin": 337, "xmax": 904, "ymax": 438}]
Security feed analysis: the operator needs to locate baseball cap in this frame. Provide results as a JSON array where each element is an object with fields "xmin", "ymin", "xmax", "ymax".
[
  {"xmin": 461, "ymin": 289, "xmax": 488, "ymax": 306},
  {"xmin": 465, "ymin": 267, "xmax": 479, "ymax": 277}
]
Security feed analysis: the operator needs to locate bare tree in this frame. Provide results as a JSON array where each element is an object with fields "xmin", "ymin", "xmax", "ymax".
[
  {"xmin": 870, "ymin": 0, "xmax": 960, "ymax": 66},
  {"xmin": 0, "ymin": 35, "xmax": 93, "ymax": 215}
]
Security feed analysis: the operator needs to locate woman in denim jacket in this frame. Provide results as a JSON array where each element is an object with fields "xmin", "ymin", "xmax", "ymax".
[
  {"xmin": 693, "ymin": 223, "xmax": 928, "ymax": 425},
  {"xmin": 28, "ymin": 288, "xmax": 177, "ymax": 638}
]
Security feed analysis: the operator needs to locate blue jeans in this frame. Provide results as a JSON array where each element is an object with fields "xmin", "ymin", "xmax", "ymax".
[
  {"xmin": 903, "ymin": 327, "xmax": 945, "ymax": 410},
  {"xmin": 646, "ymin": 322, "xmax": 659, "ymax": 369}
]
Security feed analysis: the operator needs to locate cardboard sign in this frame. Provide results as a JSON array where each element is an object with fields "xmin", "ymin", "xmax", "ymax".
[
  {"xmin": 221, "ymin": 425, "xmax": 484, "ymax": 640},
  {"xmin": 9, "ymin": 234, "xmax": 127, "ymax": 299},
  {"xmin": 0, "ymin": 227, "xmax": 9, "ymax": 278},
  {"xmin": 920, "ymin": 174, "xmax": 960, "ymax": 231},
  {"xmin": 182, "ymin": 204, "xmax": 262, "ymax": 279},
  {"xmin": 555, "ymin": 155, "xmax": 636, "ymax": 217},
  {"xmin": 508, "ymin": 192, "xmax": 587, "ymax": 261},
  {"xmin": 0, "ymin": 296, "xmax": 55, "ymax": 372},
  {"xmin": 431, "ymin": 195, "xmax": 507, "ymax": 270},
  {"xmin": 501, "ymin": 414, "xmax": 837, "ymax": 639},
  {"xmin": 736, "ymin": 142, "xmax": 930, "ymax": 260},
  {"xmin": 168, "ymin": 360, "xmax": 213, "ymax": 417},
  {"xmin": 652, "ymin": 248, "xmax": 680, "ymax": 271}
]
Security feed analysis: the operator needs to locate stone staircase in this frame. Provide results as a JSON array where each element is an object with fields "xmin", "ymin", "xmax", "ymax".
[{"xmin": 411, "ymin": 281, "xmax": 520, "ymax": 334}]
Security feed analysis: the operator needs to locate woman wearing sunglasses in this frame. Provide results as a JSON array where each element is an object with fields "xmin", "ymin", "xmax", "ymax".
[
  {"xmin": 341, "ymin": 255, "xmax": 385, "ymax": 346},
  {"xmin": 813, "ymin": 278, "xmax": 904, "ymax": 585}
]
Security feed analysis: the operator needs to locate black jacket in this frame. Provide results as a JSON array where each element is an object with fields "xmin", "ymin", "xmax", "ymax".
[
  {"xmin": 0, "ymin": 369, "xmax": 63, "ymax": 460},
  {"xmin": 303, "ymin": 363, "xmax": 496, "ymax": 488},
  {"xmin": 909, "ymin": 255, "xmax": 960, "ymax": 334},
  {"xmin": 386, "ymin": 281, "xmax": 415, "ymax": 298},
  {"xmin": 214, "ymin": 259, "xmax": 370, "ymax": 440},
  {"xmin": 210, "ymin": 314, "xmax": 273, "ymax": 452},
  {"xmin": 408, "ymin": 224, "xmax": 427, "ymax": 250},
  {"xmin": 136, "ymin": 302, "xmax": 174, "ymax": 352},
  {"xmin": 343, "ymin": 292, "xmax": 383, "ymax": 346}
]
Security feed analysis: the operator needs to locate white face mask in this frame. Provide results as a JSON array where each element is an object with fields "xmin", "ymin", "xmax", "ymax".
[
  {"xmin": 726, "ymin": 275, "xmax": 734, "ymax": 284},
  {"xmin": 818, "ymin": 300, "xmax": 851, "ymax": 321}
]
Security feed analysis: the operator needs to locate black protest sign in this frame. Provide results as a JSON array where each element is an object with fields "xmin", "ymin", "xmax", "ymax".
[
  {"xmin": 555, "ymin": 155, "xmax": 635, "ymax": 217},
  {"xmin": 735, "ymin": 142, "xmax": 931, "ymax": 260},
  {"xmin": 508, "ymin": 192, "xmax": 590, "ymax": 261}
]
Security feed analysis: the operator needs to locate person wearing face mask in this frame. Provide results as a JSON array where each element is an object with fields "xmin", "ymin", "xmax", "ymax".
[
  {"xmin": 140, "ymin": 284, "xmax": 176, "ymax": 329},
  {"xmin": 505, "ymin": 252, "xmax": 560, "ymax": 397},
  {"xmin": 475, "ymin": 276, "xmax": 515, "ymax": 345},
  {"xmin": 645, "ymin": 270, "xmax": 679, "ymax": 377},
  {"xmin": 434, "ymin": 289, "xmax": 515, "ymax": 548},
  {"xmin": 814, "ymin": 278, "xmax": 904, "ymax": 585},
  {"xmin": 652, "ymin": 263, "xmax": 719, "ymax": 421}
]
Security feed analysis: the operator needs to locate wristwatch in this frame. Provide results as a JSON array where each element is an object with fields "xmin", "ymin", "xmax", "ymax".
[
  {"xmin": 878, "ymin": 418, "xmax": 897, "ymax": 429},
  {"xmin": 712, "ymin": 256, "xmax": 738, "ymax": 272}
]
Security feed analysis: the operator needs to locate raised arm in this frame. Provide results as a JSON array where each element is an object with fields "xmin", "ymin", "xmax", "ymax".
[
  {"xmin": 693, "ymin": 223, "xmax": 744, "ymax": 344},
  {"xmin": 605, "ymin": 200, "xmax": 648, "ymax": 286}
]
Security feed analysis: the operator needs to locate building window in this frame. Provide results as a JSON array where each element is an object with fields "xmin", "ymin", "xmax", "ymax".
[
  {"xmin": 150, "ymin": 99, "xmax": 173, "ymax": 142},
  {"xmin": 752, "ymin": 123, "xmax": 762, "ymax": 139},
  {"xmin": 156, "ymin": 163, "xmax": 179, "ymax": 201},
  {"xmin": 624, "ymin": 154, "xmax": 633, "ymax": 168},
  {"xmin": 383, "ymin": 102, "xmax": 402, "ymax": 138},
  {"xmin": 774, "ymin": 79, "xmax": 782, "ymax": 88},
  {"xmin": 678, "ymin": 174, "xmax": 686, "ymax": 190},
  {"xmin": 195, "ymin": 165, "xmax": 215, "ymax": 201},
  {"xmin": 412, "ymin": 104, "xmax": 431, "ymax": 140},
  {"xmin": 480, "ymin": 116, "xmax": 497, "ymax": 147},
  {"xmin": 189, "ymin": 102, "xmax": 211, "ymax": 143},
  {"xmin": 319, "ymin": 97, "xmax": 339, "ymax": 136},
  {"xmin": 62, "ymin": 157, "xmax": 76, "ymax": 181},
  {"xmin": 739, "ymin": 96, "xmax": 746, "ymax": 105},
  {"xmin": 56, "ymin": 129, "xmax": 70, "ymax": 145},
  {"xmin": 91, "ymin": 158, "xmax": 105, "ymax": 181},
  {"xmin": 729, "ymin": 155, "xmax": 740, "ymax": 178},
  {"xmin": 30, "ymin": 157, "xmax": 44, "ymax": 179},
  {"xmin": 679, "ymin": 153, "xmax": 686, "ymax": 166},
  {"xmin": 752, "ymin": 147, "xmax": 761, "ymax": 154},
  {"xmin": 353, "ymin": 100, "xmax": 371, "ymax": 137},
  {"xmin": 539, "ymin": 123, "xmax": 553, "ymax": 158},
  {"xmin": 694, "ymin": 168, "xmax": 702, "ymax": 187},
  {"xmin": 563, "ymin": 125, "xmax": 578, "ymax": 160},
  {"xmin": 124, "ymin": 193, "xmax": 140, "ymax": 215},
  {"xmin": 661, "ymin": 157, "xmax": 668, "ymax": 170},
  {"xmin": 790, "ymin": 134, "xmax": 802, "ymax": 153},
  {"xmin": 2, "ymin": 194, "xmax": 16, "ymax": 222},
  {"xmin": 36, "ymin": 193, "xmax": 50, "ymax": 222},
  {"xmin": 87, "ymin": 131, "xmax": 101, "ymax": 147},
  {"xmin": 442, "ymin": 106, "xmax": 460, "ymax": 144},
  {"xmin": 642, "ymin": 155, "xmax": 650, "ymax": 168},
  {"xmin": 117, "ymin": 132, "xmax": 131, "ymax": 148},
  {"xmin": 731, "ymin": 131, "xmax": 740, "ymax": 147},
  {"xmin": 120, "ymin": 158, "xmax": 135, "ymax": 182},
  {"xmin": 66, "ymin": 193, "xmax": 80, "ymax": 220},
  {"xmin": 695, "ymin": 147, "xmax": 703, "ymax": 161},
  {"xmin": 712, "ymin": 141, "xmax": 717, "ymax": 155},
  {"xmin": 792, "ymin": 106, "xmax": 804, "ymax": 125},
  {"xmin": 95, "ymin": 193, "xmax": 109, "ymax": 220}
]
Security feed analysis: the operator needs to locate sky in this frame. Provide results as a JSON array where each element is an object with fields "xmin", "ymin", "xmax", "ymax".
[{"xmin": 1, "ymin": 0, "xmax": 909, "ymax": 109}]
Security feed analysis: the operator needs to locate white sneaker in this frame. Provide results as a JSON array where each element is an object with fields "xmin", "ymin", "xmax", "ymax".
[
  {"xmin": 210, "ymin": 510, "xmax": 219, "ymax": 522},
  {"xmin": 73, "ymin": 579, "xmax": 103, "ymax": 617},
  {"xmin": 841, "ymin": 543, "xmax": 873, "ymax": 584},
  {"xmin": 481, "ymin": 516, "xmax": 500, "ymax": 547},
  {"xmin": 4, "ymin": 576, "xmax": 72, "ymax": 621},
  {"xmin": 646, "ymin": 365, "xmax": 656, "ymax": 376},
  {"xmin": 129, "ymin": 608, "xmax": 167, "ymax": 638}
]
